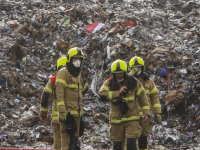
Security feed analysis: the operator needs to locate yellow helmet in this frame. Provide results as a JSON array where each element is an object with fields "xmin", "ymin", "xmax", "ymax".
[
  {"xmin": 111, "ymin": 59, "xmax": 127, "ymax": 74},
  {"xmin": 129, "ymin": 56, "xmax": 144, "ymax": 69},
  {"xmin": 56, "ymin": 57, "xmax": 68, "ymax": 70},
  {"xmin": 67, "ymin": 47, "xmax": 84, "ymax": 62}
]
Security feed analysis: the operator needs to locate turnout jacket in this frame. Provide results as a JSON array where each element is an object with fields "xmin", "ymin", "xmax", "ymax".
[
  {"xmin": 99, "ymin": 75, "xmax": 151, "ymax": 124},
  {"xmin": 129, "ymin": 70, "xmax": 161, "ymax": 115},
  {"xmin": 40, "ymin": 76, "xmax": 59, "ymax": 124},
  {"xmin": 40, "ymin": 74, "xmax": 88, "ymax": 123},
  {"xmin": 56, "ymin": 67, "xmax": 88, "ymax": 118}
]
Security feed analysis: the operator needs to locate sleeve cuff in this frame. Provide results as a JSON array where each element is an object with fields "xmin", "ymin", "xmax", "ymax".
[
  {"xmin": 57, "ymin": 105, "xmax": 66, "ymax": 113},
  {"xmin": 143, "ymin": 110, "xmax": 151, "ymax": 116}
]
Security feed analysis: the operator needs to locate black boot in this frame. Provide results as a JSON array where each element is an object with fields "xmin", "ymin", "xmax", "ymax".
[
  {"xmin": 127, "ymin": 138, "xmax": 138, "ymax": 150},
  {"xmin": 75, "ymin": 136, "xmax": 80, "ymax": 150},
  {"xmin": 138, "ymin": 135, "xmax": 148, "ymax": 149},
  {"xmin": 113, "ymin": 141, "xmax": 122, "ymax": 150},
  {"xmin": 68, "ymin": 134, "xmax": 76, "ymax": 150}
]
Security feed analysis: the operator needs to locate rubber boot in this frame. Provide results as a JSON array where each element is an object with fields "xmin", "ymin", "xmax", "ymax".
[
  {"xmin": 68, "ymin": 134, "xmax": 76, "ymax": 150},
  {"xmin": 113, "ymin": 141, "xmax": 122, "ymax": 150},
  {"xmin": 138, "ymin": 135, "xmax": 148, "ymax": 150},
  {"xmin": 127, "ymin": 138, "xmax": 138, "ymax": 150}
]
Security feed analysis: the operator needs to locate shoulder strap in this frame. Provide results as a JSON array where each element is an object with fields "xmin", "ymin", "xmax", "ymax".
[
  {"xmin": 142, "ymin": 72, "xmax": 150, "ymax": 81},
  {"xmin": 50, "ymin": 75, "xmax": 56, "ymax": 86},
  {"xmin": 127, "ymin": 75, "xmax": 137, "ymax": 90},
  {"xmin": 50, "ymin": 75, "xmax": 56, "ymax": 106},
  {"xmin": 109, "ymin": 77, "xmax": 120, "ymax": 91}
]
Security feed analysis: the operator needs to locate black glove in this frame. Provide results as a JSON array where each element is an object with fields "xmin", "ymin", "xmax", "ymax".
[{"xmin": 119, "ymin": 99, "xmax": 128, "ymax": 114}]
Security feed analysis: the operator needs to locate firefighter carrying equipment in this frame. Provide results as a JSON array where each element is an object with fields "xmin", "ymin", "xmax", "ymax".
[
  {"xmin": 56, "ymin": 57, "xmax": 68, "ymax": 70},
  {"xmin": 128, "ymin": 56, "xmax": 161, "ymax": 150},
  {"xmin": 40, "ymin": 75, "xmax": 61, "ymax": 124},
  {"xmin": 129, "ymin": 68, "xmax": 161, "ymax": 116},
  {"xmin": 129, "ymin": 56, "xmax": 145, "ymax": 69},
  {"xmin": 99, "ymin": 60, "xmax": 151, "ymax": 124},
  {"xmin": 111, "ymin": 59, "xmax": 128, "ymax": 74},
  {"xmin": 40, "ymin": 56, "xmax": 67, "ymax": 150}
]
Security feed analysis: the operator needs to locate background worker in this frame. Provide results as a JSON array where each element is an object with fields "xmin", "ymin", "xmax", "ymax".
[
  {"xmin": 99, "ymin": 59, "xmax": 151, "ymax": 150},
  {"xmin": 129, "ymin": 56, "xmax": 162, "ymax": 150},
  {"xmin": 56, "ymin": 47, "xmax": 88, "ymax": 150},
  {"xmin": 40, "ymin": 57, "xmax": 68, "ymax": 150}
]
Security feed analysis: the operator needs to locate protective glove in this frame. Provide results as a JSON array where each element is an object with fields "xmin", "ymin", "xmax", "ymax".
[
  {"xmin": 154, "ymin": 114, "xmax": 162, "ymax": 124},
  {"xmin": 59, "ymin": 112, "xmax": 66, "ymax": 122}
]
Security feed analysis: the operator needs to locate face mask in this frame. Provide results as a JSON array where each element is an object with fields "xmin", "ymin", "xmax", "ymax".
[
  {"xmin": 132, "ymin": 67, "xmax": 141, "ymax": 76},
  {"xmin": 73, "ymin": 60, "xmax": 81, "ymax": 68},
  {"xmin": 116, "ymin": 78, "xmax": 124, "ymax": 82},
  {"xmin": 135, "ymin": 71, "xmax": 141, "ymax": 76}
]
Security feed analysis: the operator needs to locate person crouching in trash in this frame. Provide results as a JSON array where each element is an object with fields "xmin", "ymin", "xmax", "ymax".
[
  {"xmin": 99, "ymin": 59, "xmax": 151, "ymax": 150},
  {"xmin": 56, "ymin": 47, "xmax": 88, "ymax": 150}
]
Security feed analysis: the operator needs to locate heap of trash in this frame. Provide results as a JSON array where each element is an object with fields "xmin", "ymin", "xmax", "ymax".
[{"xmin": 0, "ymin": 0, "xmax": 199, "ymax": 149}]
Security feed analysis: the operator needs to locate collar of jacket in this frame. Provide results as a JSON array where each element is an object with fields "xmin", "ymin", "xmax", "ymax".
[
  {"xmin": 66, "ymin": 62, "xmax": 81, "ymax": 77},
  {"xmin": 135, "ymin": 72, "xmax": 149, "ymax": 81},
  {"xmin": 109, "ymin": 75, "xmax": 137, "ymax": 91}
]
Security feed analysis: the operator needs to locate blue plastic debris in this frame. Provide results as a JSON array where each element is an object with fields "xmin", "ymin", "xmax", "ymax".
[
  {"xmin": 157, "ymin": 67, "xmax": 168, "ymax": 77},
  {"xmin": 14, "ymin": 99, "xmax": 21, "ymax": 103},
  {"xmin": 7, "ymin": 27, "xmax": 11, "ymax": 34},
  {"xmin": 0, "ymin": 79, "xmax": 6, "ymax": 88}
]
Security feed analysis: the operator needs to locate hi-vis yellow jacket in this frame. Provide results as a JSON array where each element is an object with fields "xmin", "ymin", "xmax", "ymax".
[
  {"xmin": 129, "ymin": 70, "xmax": 161, "ymax": 115},
  {"xmin": 99, "ymin": 76, "xmax": 151, "ymax": 124},
  {"xmin": 40, "ymin": 74, "xmax": 88, "ymax": 123},
  {"xmin": 55, "ymin": 67, "xmax": 88, "ymax": 118}
]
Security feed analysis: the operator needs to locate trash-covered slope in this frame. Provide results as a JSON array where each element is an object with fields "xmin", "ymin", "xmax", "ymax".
[{"xmin": 0, "ymin": 0, "xmax": 199, "ymax": 149}]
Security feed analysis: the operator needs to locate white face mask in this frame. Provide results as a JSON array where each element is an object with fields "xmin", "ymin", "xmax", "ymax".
[
  {"xmin": 135, "ymin": 71, "xmax": 141, "ymax": 76},
  {"xmin": 116, "ymin": 78, "xmax": 124, "ymax": 82},
  {"xmin": 73, "ymin": 60, "xmax": 81, "ymax": 68},
  {"xmin": 132, "ymin": 67, "xmax": 141, "ymax": 76}
]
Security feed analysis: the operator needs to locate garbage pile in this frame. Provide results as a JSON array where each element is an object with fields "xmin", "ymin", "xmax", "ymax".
[{"xmin": 0, "ymin": 0, "xmax": 200, "ymax": 149}]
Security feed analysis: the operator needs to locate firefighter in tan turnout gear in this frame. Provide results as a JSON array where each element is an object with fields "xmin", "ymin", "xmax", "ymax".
[
  {"xmin": 99, "ymin": 59, "xmax": 151, "ymax": 150},
  {"xmin": 129, "ymin": 56, "xmax": 162, "ymax": 150},
  {"xmin": 40, "ymin": 57, "xmax": 68, "ymax": 150},
  {"xmin": 56, "ymin": 47, "xmax": 88, "ymax": 150}
]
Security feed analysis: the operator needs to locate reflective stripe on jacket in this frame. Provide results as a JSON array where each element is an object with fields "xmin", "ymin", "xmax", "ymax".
[
  {"xmin": 56, "ymin": 67, "xmax": 85, "ymax": 118},
  {"xmin": 129, "ymin": 70, "xmax": 161, "ymax": 114},
  {"xmin": 39, "ymin": 77, "xmax": 59, "ymax": 124},
  {"xmin": 99, "ymin": 76, "xmax": 150, "ymax": 124}
]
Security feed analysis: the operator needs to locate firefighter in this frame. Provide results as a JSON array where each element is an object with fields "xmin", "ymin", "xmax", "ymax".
[
  {"xmin": 39, "ymin": 57, "xmax": 68, "ymax": 150},
  {"xmin": 129, "ymin": 56, "xmax": 162, "ymax": 150},
  {"xmin": 56, "ymin": 47, "xmax": 88, "ymax": 150},
  {"xmin": 99, "ymin": 59, "xmax": 151, "ymax": 150}
]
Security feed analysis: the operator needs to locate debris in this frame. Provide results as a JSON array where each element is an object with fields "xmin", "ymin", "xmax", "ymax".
[{"xmin": 0, "ymin": 0, "xmax": 199, "ymax": 149}]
